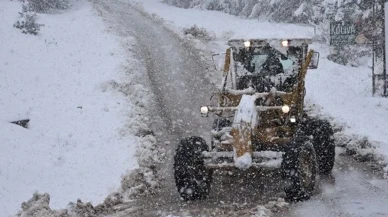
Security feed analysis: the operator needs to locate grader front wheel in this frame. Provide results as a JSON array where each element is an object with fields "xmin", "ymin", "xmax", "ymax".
[
  {"xmin": 173, "ymin": 136, "xmax": 213, "ymax": 201},
  {"xmin": 282, "ymin": 139, "xmax": 318, "ymax": 202},
  {"xmin": 302, "ymin": 118, "xmax": 335, "ymax": 175}
]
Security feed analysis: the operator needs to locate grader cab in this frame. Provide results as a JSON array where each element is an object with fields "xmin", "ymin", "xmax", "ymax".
[{"xmin": 174, "ymin": 38, "xmax": 335, "ymax": 202}]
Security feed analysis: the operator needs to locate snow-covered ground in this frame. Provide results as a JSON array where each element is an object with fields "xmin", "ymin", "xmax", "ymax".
[
  {"xmin": 2, "ymin": 0, "xmax": 388, "ymax": 216},
  {"xmin": 127, "ymin": 0, "xmax": 388, "ymax": 173},
  {"xmin": 307, "ymin": 43, "xmax": 388, "ymax": 170},
  {"xmin": 0, "ymin": 1, "xmax": 138, "ymax": 216}
]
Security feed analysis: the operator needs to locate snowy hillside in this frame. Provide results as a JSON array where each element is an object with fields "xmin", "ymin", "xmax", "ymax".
[
  {"xmin": 162, "ymin": 0, "xmax": 366, "ymax": 25},
  {"xmin": 0, "ymin": 1, "xmax": 139, "ymax": 216},
  {"xmin": 129, "ymin": 0, "xmax": 314, "ymax": 40},
  {"xmin": 127, "ymin": 0, "xmax": 388, "ymax": 173}
]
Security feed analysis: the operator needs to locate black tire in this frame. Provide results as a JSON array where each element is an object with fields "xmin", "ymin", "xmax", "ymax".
[
  {"xmin": 302, "ymin": 118, "xmax": 335, "ymax": 175},
  {"xmin": 173, "ymin": 136, "xmax": 213, "ymax": 201},
  {"xmin": 211, "ymin": 119, "xmax": 232, "ymax": 148},
  {"xmin": 282, "ymin": 138, "xmax": 317, "ymax": 202},
  {"xmin": 212, "ymin": 118, "xmax": 232, "ymax": 131}
]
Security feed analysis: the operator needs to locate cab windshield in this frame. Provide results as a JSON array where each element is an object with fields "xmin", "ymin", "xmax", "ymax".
[{"xmin": 232, "ymin": 46, "xmax": 300, "ymax": 92}]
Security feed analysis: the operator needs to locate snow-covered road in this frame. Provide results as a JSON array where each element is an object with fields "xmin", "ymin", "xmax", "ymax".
[
  {"xmin": 93, "ymin": 1, "xmax": 388, "ymax": 216},
  {"xmin": 275, "ymin": 149, "xmax": 388, "ymax": 217}
]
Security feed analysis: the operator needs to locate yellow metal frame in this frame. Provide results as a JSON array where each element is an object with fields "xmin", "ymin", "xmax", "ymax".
[{"xmin": 215, "ymin": 48, "xmax": 315, "ymax": 157}]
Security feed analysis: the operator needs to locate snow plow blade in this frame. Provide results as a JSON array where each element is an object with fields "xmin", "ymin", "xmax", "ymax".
[{"xmin": 203, "ymin": 151, "xmax": 283, "ymax": 170}]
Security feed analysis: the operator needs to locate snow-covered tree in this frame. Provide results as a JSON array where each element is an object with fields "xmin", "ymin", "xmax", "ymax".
[
  {"xmin": 27, "ymin": 0, "xmax": 71, "ymax": 13},
  {"xmin": 13, "ymin": 4, "xmax": 43, "ymax": 35}
]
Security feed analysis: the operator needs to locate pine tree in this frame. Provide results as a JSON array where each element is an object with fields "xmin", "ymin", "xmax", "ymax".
[
  {"xmin": 27, "ymin": 0, "xmax": 71, "ymax": 13},
  {"xmin": 13, "ymin": 4, "xmax": 43, "ymax": 35}
]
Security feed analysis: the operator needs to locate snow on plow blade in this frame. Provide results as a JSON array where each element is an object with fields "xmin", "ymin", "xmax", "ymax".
[
  {"xmin": 207, "ymin": 94, "xmax": 287, "ymax": 170},
  {"xmin": 232, "ymin": 95, "xmax": 257, "ymax": 169},
  {"xmin": 205, "ymin": 105, "xmax": 285, "ymax": 113},
  {"xmin": 203, "ymin": 151, "xmax": 283, "ymax": 170}
]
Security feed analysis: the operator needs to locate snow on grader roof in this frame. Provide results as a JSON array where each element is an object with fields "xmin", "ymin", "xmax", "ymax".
[
  {"xmin": 228, "ymin": 38, "xmax": 313, "ymax": 48},
  {"xmin": 229, "ymin": 22, "xmax": 315, "ymax": 41}
]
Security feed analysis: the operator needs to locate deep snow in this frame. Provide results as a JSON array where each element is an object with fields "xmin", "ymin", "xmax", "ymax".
[
  {"xmin": 307, "ymin": 43, "xmax": 388, "ymax": 171},
  {"xmin": 0, "ymin": 1, "xmax": 138, "ymax": 216}
]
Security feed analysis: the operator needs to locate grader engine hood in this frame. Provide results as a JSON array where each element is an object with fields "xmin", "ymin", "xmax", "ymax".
[{"xmin": 231, "ymin": 95, "xmax": 258, "ymax": 170}]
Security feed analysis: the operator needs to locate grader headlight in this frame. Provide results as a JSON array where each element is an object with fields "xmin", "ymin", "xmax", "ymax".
[
  {"xmin": 281, "ymin": 105, "xmax": 290, "ymax": 114},
  {"xmin": 281, "ymin": 40, "xmax": 289, "ymax": 47},
  {"xmin": 200, "ymin": 106, "xmax": 209, "ymax": 117},
  {"xmin": 244, "ymin": 41, "xmax": 251, "ymax": 48}
]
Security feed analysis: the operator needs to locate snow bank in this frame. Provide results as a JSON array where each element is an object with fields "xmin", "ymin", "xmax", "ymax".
[
  {"xmin": 0, "ymin": 1, "xmax": 138, "ymax": 216},
  {"xmin": 307, "ymin": 44, "xmax": 388, "ymax": 172},
  {"xmin": 16, "ymin": 193, "xmax": 68, "ymax": 217},
  {"xmin": 92, "ymin": 0, "xmax": 166, "ymax": 203}
]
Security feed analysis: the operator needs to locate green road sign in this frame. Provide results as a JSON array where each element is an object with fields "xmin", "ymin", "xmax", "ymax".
[{"xmin": 330, "ymin": 21, "xmax": 360, "ymax": 45}]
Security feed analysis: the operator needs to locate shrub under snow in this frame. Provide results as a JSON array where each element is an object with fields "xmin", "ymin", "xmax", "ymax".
[
  {"xmin": 16, "ymin": 193, "xmax": 67, "ymax": 217},
  {"xmin": 183, "ymin": 25, "xmax": 213, "ymax": 40},
  {"xmin": 27, "ymin": 0, "xmax": 71, "ymax": 13},
  {"xmin": 13, "ymin": 4, "xmax": 44, "ymax": 35}
]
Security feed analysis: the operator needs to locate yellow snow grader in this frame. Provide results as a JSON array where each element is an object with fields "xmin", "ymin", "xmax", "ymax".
[{"xmin": 174, "ymin": 38, "xmax": 335, "ymax": 201}]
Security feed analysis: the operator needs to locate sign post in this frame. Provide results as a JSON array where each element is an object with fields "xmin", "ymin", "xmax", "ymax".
[
  {"xmin": 372, "ymin": 0, "xmax": 388, "ymax": 97},
  {"xmin": 383, "ymin": 0, "xmax": 387, "ymax": 97}
]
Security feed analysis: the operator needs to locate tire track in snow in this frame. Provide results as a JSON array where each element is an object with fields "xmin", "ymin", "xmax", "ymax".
[{"xmin": 275, "ymin": 150, "xmax": 388, "ymax": 217}]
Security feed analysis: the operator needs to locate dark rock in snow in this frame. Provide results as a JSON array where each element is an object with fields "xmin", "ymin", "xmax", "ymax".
[{"xmin": 10, "ymin": 119, "xmax": 30, "ymax": 129}]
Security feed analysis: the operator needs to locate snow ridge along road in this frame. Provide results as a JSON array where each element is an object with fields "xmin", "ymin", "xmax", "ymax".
[{"xmin": 95, "ymin": 1, "xmax": 388, "ymax": 217}]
